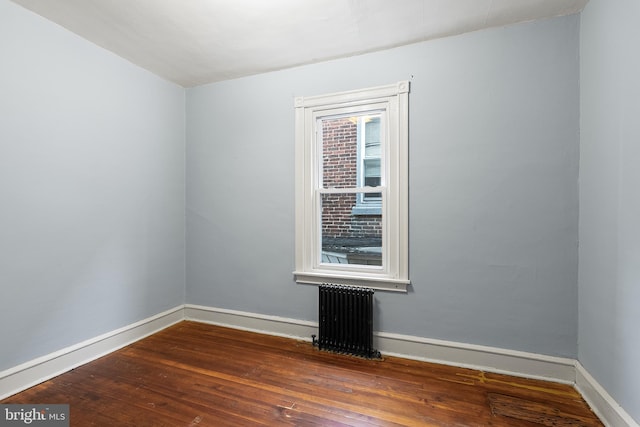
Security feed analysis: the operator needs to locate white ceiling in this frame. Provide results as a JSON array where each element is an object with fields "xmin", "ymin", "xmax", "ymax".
[{"xmin": 11, "ymin": 0, "xmax": 588, "ymax": 88}]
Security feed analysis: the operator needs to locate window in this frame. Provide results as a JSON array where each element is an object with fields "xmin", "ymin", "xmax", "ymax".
[{"xmin": 294, "ymin": 81, "xmax": 410, "ymax": 292}]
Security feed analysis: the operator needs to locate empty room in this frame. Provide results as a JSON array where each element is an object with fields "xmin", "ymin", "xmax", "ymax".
[{"xmin": 1, "ymin": 0, "xmax": 638, "ymax": 425}]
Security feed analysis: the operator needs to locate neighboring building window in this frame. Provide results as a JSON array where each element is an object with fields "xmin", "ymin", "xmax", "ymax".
[
  {"xmin": 294, "ymin": 81, "xmax": 410, "ymax": 292},
  {"xmin": 354, "ymin": 115, "xmax": 382, "ymax": 215}
]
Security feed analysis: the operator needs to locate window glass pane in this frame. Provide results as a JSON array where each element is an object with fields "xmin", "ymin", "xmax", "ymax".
[
  {"xmin": 321, "ymin": 113, "xmax": 382, "ymax": 190},
  {"xmin": 321, "ymin": 192, "xmax": 382, "ymax": 266},
  {"xmin": 321, "ymin": 116, "xmax": 357, "ymax": 189}
]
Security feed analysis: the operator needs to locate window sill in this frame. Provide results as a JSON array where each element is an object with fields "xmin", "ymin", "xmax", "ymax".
[
  {"xmin": 351, "ymin": 205, "xmax": 382, "ymax": 216},
  {"xmin": 293, "ymin": 271, "xmax": 409, "ymax": 293}
]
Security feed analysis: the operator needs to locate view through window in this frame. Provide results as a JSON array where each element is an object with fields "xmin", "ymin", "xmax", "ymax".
[{"xmin": 320, "ymin": 113, "xmax": 383, "ymax": 266}]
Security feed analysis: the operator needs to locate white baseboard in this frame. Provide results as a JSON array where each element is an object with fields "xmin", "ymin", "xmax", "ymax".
[
  {"xmin": 575, "ymin": 362, "xmax": 639, "ymax": 427},
  {"xmin": 375, "ymin": 331, "xmax": 576, "ymax": 384},
  {"xmin": 184, "ymin": 304, "xmax": 575, "ymax": 384},
  {"xmin": 0, "ymin": 305, "xmax": 184, "ymax": 400},
  {"xmin": 184, "ymin": 304, "xmax": 318, "ymax": 341}
]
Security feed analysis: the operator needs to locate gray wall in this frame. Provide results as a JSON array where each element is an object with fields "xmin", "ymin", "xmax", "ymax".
[
  {"xmin": 0, "ymin": 0, "xmax": 185, "ymax": 371},
  {"xmin": 187, "ymin": 15, "xmax": 580, "ymax": 358},
  {"xmin": 580, "ymin": 0, "xmax": 640, "ymax": 423}
]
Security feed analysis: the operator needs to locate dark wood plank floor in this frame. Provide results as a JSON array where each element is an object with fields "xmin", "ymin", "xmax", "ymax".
[{"xmin": 2, "ymin": 321, "xmax": 602, "ymax": 426}]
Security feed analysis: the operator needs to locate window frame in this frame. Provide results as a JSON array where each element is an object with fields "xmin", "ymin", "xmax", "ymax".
[{"xmin": 294, "ymin": 81, "xmax": 410, "ymax": 292}]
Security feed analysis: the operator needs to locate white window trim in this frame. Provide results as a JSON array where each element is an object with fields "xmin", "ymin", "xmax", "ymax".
[{"xmin": 294, "ymin": 81, "xmax": 410, "ymax": 292}]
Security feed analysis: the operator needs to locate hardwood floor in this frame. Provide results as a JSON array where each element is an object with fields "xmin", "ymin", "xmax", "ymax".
[{"xmin": 2, "ymin": 321, "xmax": 603, "ymax": 426}]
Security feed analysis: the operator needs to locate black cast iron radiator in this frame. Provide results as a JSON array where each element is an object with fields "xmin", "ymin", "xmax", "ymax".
[{"xmin": 312, "ymin": 284, "xmax": 380, "ymax": 359}]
